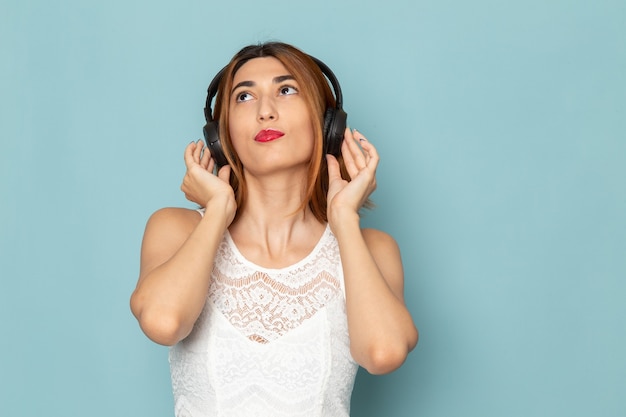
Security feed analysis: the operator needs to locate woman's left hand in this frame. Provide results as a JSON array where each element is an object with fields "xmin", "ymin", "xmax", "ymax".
[
  {"xmin": 326, "ymin": 128, "xmax": 378, "ymax": 225},
  {"xmin": 327, "ymin": 129, "xmax": 418, "ymax": 374}
]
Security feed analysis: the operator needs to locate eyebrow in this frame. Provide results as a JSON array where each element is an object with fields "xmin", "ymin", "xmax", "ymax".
[{"xmin": 231, "ymin": 75, "xmax": 296, "ymax": 95}]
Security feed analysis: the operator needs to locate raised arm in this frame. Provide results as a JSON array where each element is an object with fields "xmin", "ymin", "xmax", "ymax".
[
  {"xmin": 326, "ymin": 129, "xmax": 418, "ymax": 374},
  {"xmin": 130, "ymin": 141, "xmax": 235, "ymax": 346}
]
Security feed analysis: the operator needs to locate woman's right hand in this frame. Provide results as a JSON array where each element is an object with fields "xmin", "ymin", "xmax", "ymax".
[{"xmin": 181, "ymin": 140, "xmax": 236, "ymax": 218}]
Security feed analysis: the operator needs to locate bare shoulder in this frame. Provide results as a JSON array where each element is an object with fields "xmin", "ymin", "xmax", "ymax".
[
  {"xmin": 361, "ymin": 228, "xmax": 405, "ymax": 299},
  {"xmin": 361, "ymin": 228, "xmax": 401, "ymax": 256},
  {"xmin": 145, "ymin": 207, "xmax": 202, "ymax": 233},
  {"xmin": 139, "ymin": 207, "xmax": 202, "ymax": 279},
  {"xmin": 142, "ymin": 207, "xmax": 202, "ymax": 252}
]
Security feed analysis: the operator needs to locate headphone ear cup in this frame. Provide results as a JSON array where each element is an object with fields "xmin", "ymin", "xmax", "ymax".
[
  {"xmin": 203, "ymin": 122, "xmax": 229, "ymax": 168},
  {"xmin": 323, "ymin": 108, "xmax": 347, "ymax": 157}
]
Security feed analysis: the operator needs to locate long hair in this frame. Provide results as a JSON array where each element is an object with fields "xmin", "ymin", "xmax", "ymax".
[{"xmin": 213, "ymin": 42, "xmax": 351, "ymax": 223}]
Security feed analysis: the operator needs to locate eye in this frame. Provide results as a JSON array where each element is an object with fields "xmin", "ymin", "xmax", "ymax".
[
  {"xmin": 279, "ymin": 85, "xmax": 298, "ymax": 96},
  {"xmin": 235, "ymin": 91, "xmax": 253, "ymax": 102}
]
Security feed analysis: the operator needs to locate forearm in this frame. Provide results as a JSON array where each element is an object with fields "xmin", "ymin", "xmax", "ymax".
[{"xmin": 331, "ymin": 212, "xmax": 418, "ymax": 374}]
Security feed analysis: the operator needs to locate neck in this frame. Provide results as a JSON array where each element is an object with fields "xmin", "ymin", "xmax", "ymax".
[
  {"xmin": 238, "ymin": 166, "xmax": 313, "ymax": 224},
  {"xmin": 228, "ymin": 169, "xmax": 326, "ymax": 267}
]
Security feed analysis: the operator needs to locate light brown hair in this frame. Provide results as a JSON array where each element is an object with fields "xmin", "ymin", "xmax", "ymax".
[{"xmin": 213, "ymin": 42, "xmax": 351, "ymax": 222}]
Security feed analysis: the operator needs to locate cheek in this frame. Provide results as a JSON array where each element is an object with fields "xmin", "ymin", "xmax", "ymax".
[
  {"xmin": 228, "ymin": 125, "xmax": 245, "ymax": 156},
  {"xmin": 228, "ymin": 108, "xmax": 249, "ymax": 148},
  {"xmin": 303, "ymin": 115, "xmax": 318, "ymax": 149},
  {"xmin": 292, "ymin": 104, "xmax": 316, "ymax": 137}
]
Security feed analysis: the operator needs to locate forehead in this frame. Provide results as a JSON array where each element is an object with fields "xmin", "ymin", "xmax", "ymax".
[{"xmin": 232, "ymin": 57, "xmax": 291, "ymax": 84}]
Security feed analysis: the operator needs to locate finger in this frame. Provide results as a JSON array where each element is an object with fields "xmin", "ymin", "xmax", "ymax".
[
  {"xmin": 217, "ymin": 164, "xmax": 231, "ymax": 183},
  {"xmin": 200, "ymin": 143, "xmax": 211, "ymax": 169},
  {"xmin": 348, "ymin": 129, "xmax": 368, "ymax": 168},
  {"xmin": 326, "ymin": 154, "xmax": 341, "ymax": 182},
  {"xmin": 339, "ymin": 128, "xmax": 360, "ymax": 173},
  {"xmin": 341, "ymin": 139, "xmax": 360, "ymax": 180},
  {"xmin": 348, "ymin": 129, "xmax": 379, "ymax": 175},
  {"xmin": 193, "ymin": 139, "xmax": 204, "ymax": 163},
  {"xmin": 341, "ymin": 131, "xmax": 365, "ymax": 175},
  {"xmin": 184, "ymin": 141, "xmax": 196, "ymax": 168},
  {"xmin": 356, "ymin": 136, "xmax": 380, "ymax": 171}
]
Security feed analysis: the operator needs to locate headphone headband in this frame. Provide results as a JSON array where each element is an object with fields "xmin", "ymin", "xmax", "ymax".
[{"xmin": 204, "ymin": 65, "xmax": 227, "ymax": 122}]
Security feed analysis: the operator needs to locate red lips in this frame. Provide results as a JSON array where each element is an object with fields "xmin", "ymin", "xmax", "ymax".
[{"xmin": 255, "ymin": 129, "xmax": 284, "ymax": 143}]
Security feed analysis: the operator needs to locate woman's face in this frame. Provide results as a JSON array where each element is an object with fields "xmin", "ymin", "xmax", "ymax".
[{"xmin": 228, "ymin": 57, "xmax": 315, "ymax": 176}]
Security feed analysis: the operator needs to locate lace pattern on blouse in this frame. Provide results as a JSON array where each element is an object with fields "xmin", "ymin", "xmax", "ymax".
[{"xmin": 209, "ymin": 229, "xmax": 342, "ymax": 343}]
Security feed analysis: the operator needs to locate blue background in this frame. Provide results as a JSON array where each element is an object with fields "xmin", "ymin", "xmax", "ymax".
[{"xmin": 1, "ymin": 1, "xmax": 624, "ymax": 416}]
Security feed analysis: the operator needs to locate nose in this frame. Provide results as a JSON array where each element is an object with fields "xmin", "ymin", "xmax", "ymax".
[{"xmin": 257, "ymin": 97, "xmax": 277, "ymax": 122}]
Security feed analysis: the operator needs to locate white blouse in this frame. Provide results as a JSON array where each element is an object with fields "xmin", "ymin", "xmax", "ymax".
[{"xmin": 169, "ymin": 220, "xmax": 358, "ymax": 416}]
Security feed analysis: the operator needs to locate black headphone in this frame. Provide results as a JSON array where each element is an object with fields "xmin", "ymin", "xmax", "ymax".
[{"xmin": 202, "ymin": 56, "xmax": 347, "ymax": 168}]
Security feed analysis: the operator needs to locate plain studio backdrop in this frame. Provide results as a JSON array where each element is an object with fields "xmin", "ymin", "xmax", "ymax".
[{"xmin": 1, "ymin": 1, "xmax": 624, "ymax": 416}]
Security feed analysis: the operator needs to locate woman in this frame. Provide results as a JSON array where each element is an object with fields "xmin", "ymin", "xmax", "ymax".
[{"xmin": 131, "ymin": 42, "xmax": 418, "ymax": 416}]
